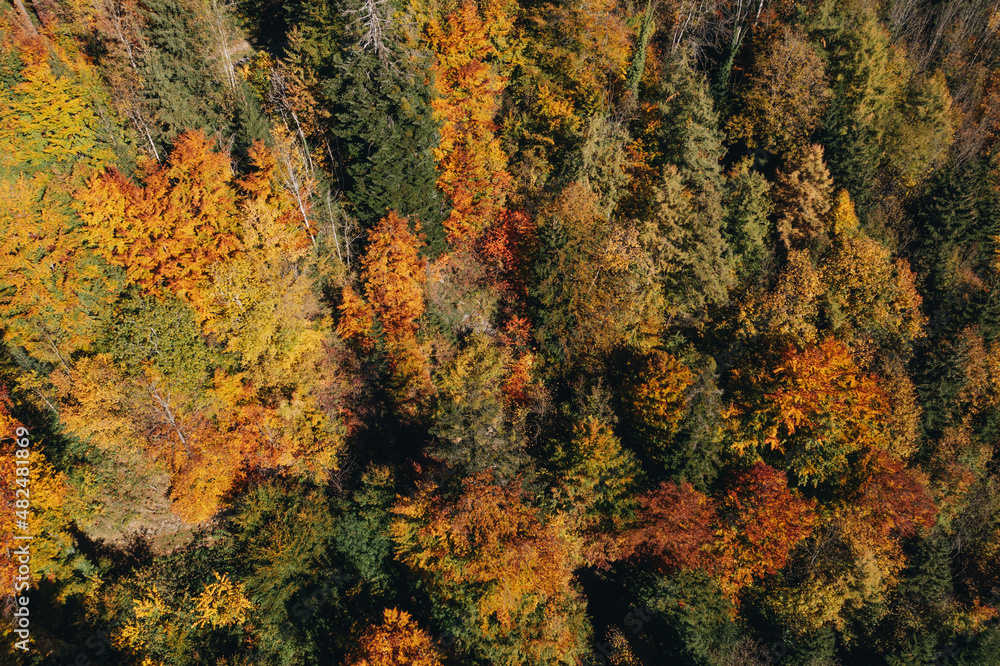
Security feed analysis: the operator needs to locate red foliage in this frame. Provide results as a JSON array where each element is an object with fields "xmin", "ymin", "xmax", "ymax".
[
  {"xmin": 618, "ymin": 481, "xmax": 717, "ymax": 572},
  {"xmin": 475, "ymin": 209, "xmax": 536, "ymax": 297},
  {"xmin": 715, "ymin": 463, "xmax": 817, "ymax": 595}
]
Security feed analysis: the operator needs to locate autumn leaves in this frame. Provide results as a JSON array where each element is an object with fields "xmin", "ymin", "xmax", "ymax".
[{"xmin": 62, "ymin": 132, "xmax": 338, "ymax": 522}]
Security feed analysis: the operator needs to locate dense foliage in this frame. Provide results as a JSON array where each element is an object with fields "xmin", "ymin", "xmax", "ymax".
[{"xmin": 2, "ymin": 0, "xmax": 1000, "ymax": 662}]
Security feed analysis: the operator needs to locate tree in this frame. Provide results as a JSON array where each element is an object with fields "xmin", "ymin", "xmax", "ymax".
[
  {"xmin": 533, "ymin": 182, "xmax": 661, "ymax": 366},
  {"xmin": 821, "ymin": 191, "xmax": 926, "ymax": 350},
  {"xmin": 773, "ymin": 144, "xmax": 835, "ymax": 253},
  {"xmin": 347, "ymin": 608, "xmax": 443, "ymax": 666},
  {"xmin": 113, "ymin": 568, "xmax": 255, "ymax": 663},
  {"xmin": 356, "ymin": 211, "xmax": 433, "ymax": 411},
  {"xmin": 817, "ymin": 13, "xmax": 906, "ymax": 205},
  {"xmin": 620, "ymin": 349, "xmax": 695, "ymax": 461},
  {"xmin": 731, "ymin": 337, "xmax": 895, "ymax": 486},
  {"xmin": 426, "ymin": 0, "xmax": 512, "ymax": 246},
  {"xmin": 642, "ymin": 165, "xmax": 732, "ymax": 319},
  {"xmin": 885, "ymin": 70, "xmax": 956, "ymax": 191},
  {"xmin": 430, "ymin": 332, "xmax": 523, "ymax": 477},
  {"xmin": 325, "ymin": 23, "xmax": 444, "ymax": 240},
  {"xmin": 552, "ymin": 417, "xmax": 641, "ymax": 567},
  {"xmin": 360, "ymin": 212, "xmax": 427, "ymax": 343},
  {"xmin": 201, "ymin": 139, "xmax": 329, "ymax": 392},
  {"xmin": 504, "ymin": 0, "xmax": 631, "ymax": 184},
  {"xmin": 223, "ymin": 479, "xmax": 345, "ymax": 662},
  {"xmin": 724, "ymin": 158, "xmax": 774, "ymax": 282},
  {"xmin": 0, "ymin": 176, "xmax": 118, "ymax": 367},
  {"xmin": 391, "ymin": 472, "xmax": 590, "ymax": 664},
  {"xmin": 129, "ymin": 0, "xmax": 243, "ymax": 154},
  {"xmin": 727, "ymin": 26, "xmax": 830, "ymax": 154},
  {"xmin": 0, "ymin": 34, "xmax": 116, "ymax": 175},
  {"xmin": 618, "ymin": 480, "xmax": 718, "ymax": 573},
  {"xmin": 77, "ymin": 130, "xmax": 241, "ymax": 301},
  {"xmin": 713, "ymin": 462, "xmax": 817, "ymax": 598},
  {"xmin": 736, "ymin": 249, "xmax": 826, "ymax": 345}
]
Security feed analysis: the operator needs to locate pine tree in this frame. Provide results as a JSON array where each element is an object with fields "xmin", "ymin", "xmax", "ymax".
[
  {"xmin": 325, "ymin": 15, "xmax": 445, "ymax": 245},
  {"xmin": 818, "ymin": 14, "xmax": 905, "ymax": 207}
]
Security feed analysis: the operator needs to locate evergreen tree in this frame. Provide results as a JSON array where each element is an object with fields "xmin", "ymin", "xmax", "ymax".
[
  {"xmin": 324, "ymin": 11, "xmax": 445, "ymax": 245},
  {"xmin": 817, "ymin": 13, "xmax": 905, "ymax": 208}
]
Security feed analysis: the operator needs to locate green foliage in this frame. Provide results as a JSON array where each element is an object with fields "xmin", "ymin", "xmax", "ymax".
[
  {"xmin": 7, "ymin": 2, "xmax": 1000, "ymax": 664},
  {"xmin": 642, "ymin": 165, "xmax": 731, "ymax": 320},
  {"xmin": 324, "ymin": 36, "xmax": 445, "ymax": 243},
  {"xmin": 627, "ymin": 569, "xmax": 744, "ymax": 664},
  {"xmin": 225, "ymin": 478, "xmax": 348, "ymax": 663},
  {"xmin": 429, "ymin": 332, "xmax": 522, "ymax": 476},
  {"xmin": 104, "ymin": 293, "xmax": 222, "ymax": 392},
  {"xmin": 724, "ymin": 158, "xmax": 774, "ymax": 282}
]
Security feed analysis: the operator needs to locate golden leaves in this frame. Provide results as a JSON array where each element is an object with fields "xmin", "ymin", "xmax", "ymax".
[
  {"xmin": 193, "ymin": 572, "xmax": 253, "ymax": 629},
  {"xmin": 347, "ymin": 608, "xmax": 444, "ymax": 666}
]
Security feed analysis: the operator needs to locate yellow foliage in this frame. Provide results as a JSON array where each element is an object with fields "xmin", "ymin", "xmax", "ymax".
[
  {"xmin": 347, "ymin": 608, "xmax": 443, "ymax": 666},
  {"xmin": 740, "ymin": 250, "xmax": 824, "ymax": 344},
  {"xmin": 193, "ymin": 571, "xmax": 253, "ymax": 629},
  {"xmin": 623, "ymin": 350, "xmax": 694, "ymax": 436}
]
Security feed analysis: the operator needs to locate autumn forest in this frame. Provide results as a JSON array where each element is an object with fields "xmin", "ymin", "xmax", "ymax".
[{"xmin": 0, "ymin": 0, "xmax": 999, "ymax": 661}]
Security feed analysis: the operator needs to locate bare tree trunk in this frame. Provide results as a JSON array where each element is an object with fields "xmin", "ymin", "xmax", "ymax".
[
  {"xmin": 10, "ymin": 0, "xmax": 39, "ymax": 36},
  {"xmin": 28, "ymin": 0, "xmax": 57, "ymax": 29}
]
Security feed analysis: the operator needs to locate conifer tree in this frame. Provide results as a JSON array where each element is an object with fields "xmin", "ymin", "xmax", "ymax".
[
  {"xmin": 773, "ymin": 144, "xmax": 834, "ymax": 254},
  {"xmin": 325, "ymin": 7, "xmax": 444, "ymax": 242}
]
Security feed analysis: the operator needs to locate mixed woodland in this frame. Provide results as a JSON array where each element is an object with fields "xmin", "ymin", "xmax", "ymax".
[{"xmin": 1, "ymin": 0, "xmax": 1000, "ymax": 661}]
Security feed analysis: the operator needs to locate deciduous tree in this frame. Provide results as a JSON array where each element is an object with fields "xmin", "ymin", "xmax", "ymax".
[
  {"xmin": 391, "ymin": 472, "xmax": 590, "ymax": 664},
  {"xmin": 347, "ymin": 608, "xmax": 443, "ymax": 666},
  {"xmin": 77, "ymin": 130, "xmax": 241, "ymax": 300}
]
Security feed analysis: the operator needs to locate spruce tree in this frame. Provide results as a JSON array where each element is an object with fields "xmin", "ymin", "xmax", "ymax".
[{"xmin": 323, "ymin": 3, "xmax": 445, "ymax": 246}]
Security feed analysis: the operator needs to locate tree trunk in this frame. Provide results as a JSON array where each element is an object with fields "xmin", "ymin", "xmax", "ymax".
[{"xmin": 10, "ymin": 0, "xmax": 39, "ymax": 36}]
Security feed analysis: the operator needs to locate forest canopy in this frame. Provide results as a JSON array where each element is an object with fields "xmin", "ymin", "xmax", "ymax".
[{"xmin": 1, "ymin": 0, "xmax": 1000, "ymax": 662}]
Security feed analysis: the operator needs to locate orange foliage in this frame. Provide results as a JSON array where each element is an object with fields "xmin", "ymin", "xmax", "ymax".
[
  {"xmin": 617, "ymin": 480, "xmax": 717, "ymax": 572},
  {"xmin": 77, "ymin": 131, "xmax": 240, "ymax": 300},
  {"xmin": 0, "ymin": 384, "xmax": 22, "ymax": 596},
  {"xmin": 361, "ymin": 212, "xmax": 428, "ymax": 343},
  {"xmin": 347, "ymin": 608, "xmax": 443, "ymax": 666},
  {"xmin": 623, "ymin": 350, "xmax": 695, "ymax": 438},
  {"xmin": 336, "ymin": 285, "xmax": 375, "ymax": 351},
  {"xmin": 737, "ymin": 337, "xmax": 894, "ymax": 485},
  {"xmin": 839, "ymin": 450, "xmax": 937, "ymax": 557},
  {"xmin": 358, "ymin": 212, "xmax": 433, "ymax": 410},
  {"xmin": 0, "ymin": 176, "xmax": 114, "ymax": 365},
  {"xmin": 427, "ymin": 1, "xmax": 513, "ymax": 245},
  {"xmin": 392, "ymin": 472, "xmax": 584, "ymax": 659},
  {"xmin": 475, "ymin": 209, "xmax": 536, "ymax": 297},
  {"xmin": 713, "ymin": 463, "xmax": 817, "ymax": 598}
]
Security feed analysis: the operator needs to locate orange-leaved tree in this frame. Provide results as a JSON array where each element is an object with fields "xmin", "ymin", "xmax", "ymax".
[
  {"xmin": 0, "ymin": 176, "xmax": 117, "ymax": 367},
  {"xmin": 77, "ymin": 130, "xmax": 240, "ymax": 301},
  {"xmin": 712, "ymin": 462, "xmax": 817, "ymax": 598},
  {"xmin": 426, "ymin": 0, "xmax": 513, "ymax": 246},
  {"xmin": 731, "ymin": 337, "xmax": 894, "ymax": 486},
  {"xmin": 339, "ymin": 212, "xmax": 433, "ymax": 413},
  {"xmin": 620, "ymin": 349, "xmax": 695, "ymax": 457},
  {"xmin": 616, "ymin": 480, "xmax": 718, "ymax": 573},
  {"xmin": 346, "ymin": 608, "xmax": 444, "ymax": 666},
  {"xmin": 391, "ymin": 471, "xmax": 589, "ymax": 664}
]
